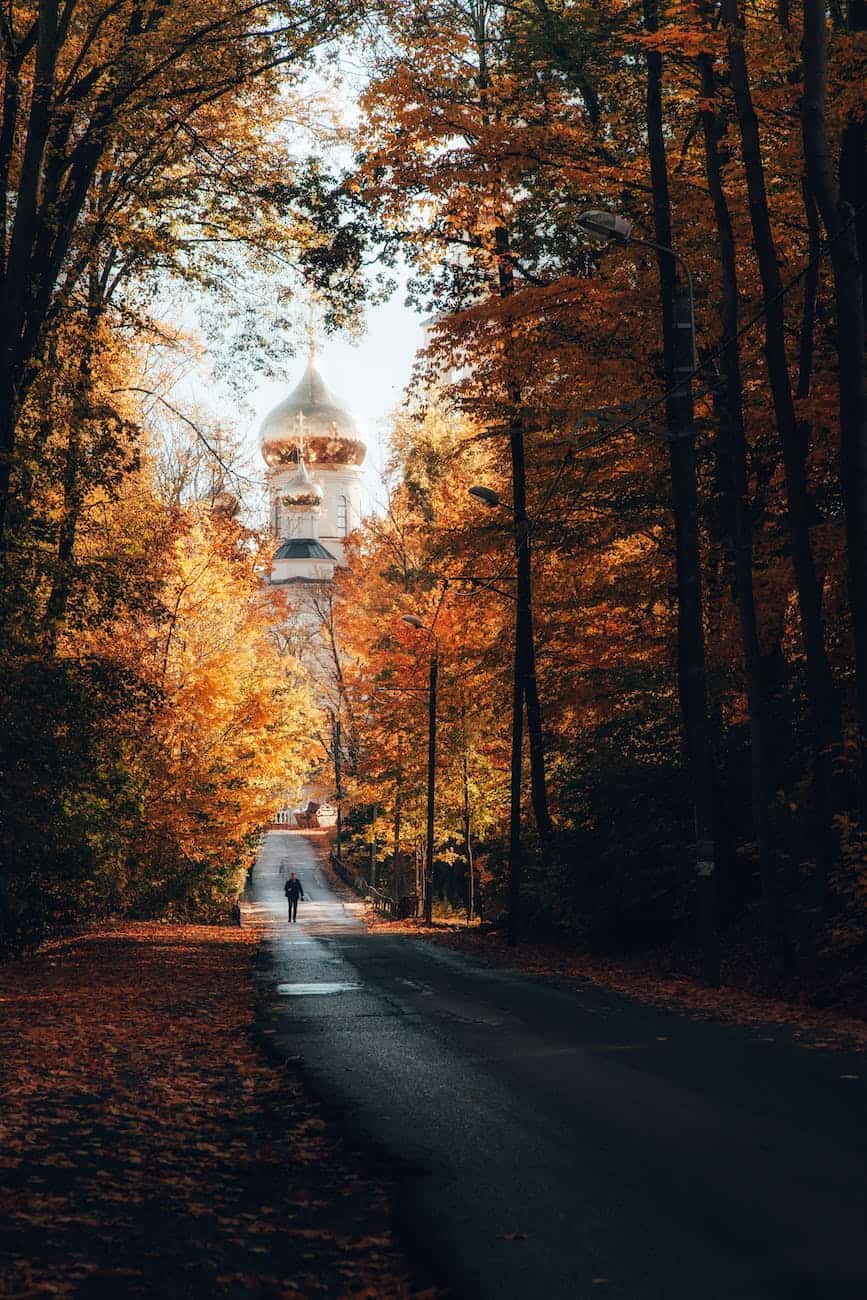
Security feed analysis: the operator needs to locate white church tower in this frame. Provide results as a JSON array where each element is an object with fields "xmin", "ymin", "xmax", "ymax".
[{"xmin": 260, "ymin": 351, "xmax": 365, "ymax": 586}]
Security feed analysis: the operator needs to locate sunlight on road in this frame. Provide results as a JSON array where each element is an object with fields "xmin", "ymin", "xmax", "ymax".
[
  {"xmin": 242, "ymin": 831, "xmax": 365, "ymax": 939},
  {"xmin": 276, "ymin": 982, "xmax": 362, "ymax": 995}
]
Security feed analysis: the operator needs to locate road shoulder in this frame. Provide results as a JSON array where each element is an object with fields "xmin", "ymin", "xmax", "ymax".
[{"xmin": 366, "ymin": 916, "xmax": 867, "ymax": 1053}]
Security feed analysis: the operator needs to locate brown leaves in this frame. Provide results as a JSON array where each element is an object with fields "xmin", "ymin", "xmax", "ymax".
[{"xmin": 0, "ymin": 924, "xmax": 419, "ymax": 1299}]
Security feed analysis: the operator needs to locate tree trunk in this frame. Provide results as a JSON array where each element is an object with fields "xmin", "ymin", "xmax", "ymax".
[
  {"xmin": 0, "ymin": 0, "xmax": 60, "ymax": 558},
  {"xmin": 840, "ymin": 0, "xmax": 867, "ymax": 333},
  {"xmin": 333, "ymin": 714, "xmax": 343, "ymax": 862},
  {"xmin": 496, "ymin": 224, "xmax": 552, "ymax": 842},
  {"xmin": 43, "ymin": 314, "xmax": 100, "ymax": 649},
  {"xmin": 508, "ymin": 631, "xmax": 524, "ymax": 946},
  {"xmin": 415, "ymin": 843, "xmax": 422, "ymax": 909},
  {"xmin": 462, "ymin": 747, "xmax": 475, "ymax": 924},
  {"xmin": 797, "ymin": 178, "xmax": 822, "ymax": 402},
  {"xmin": 697, "ymin": 46, "xmax": 783, "ymax": 950},
  {"xmin": 393, "ymin": 732, "xmax": 403, "ymax": 898},
  {"xmin": 645, "ymin": 0, "xmax": 720, "ymax": 985},
  {"xmin": 478, "ymin": 7, "xmax": 551, "ymax": 886},
  {"xmin": 802, "ymin": 0, "xmax": 867, "ymax": 804},
  {"xmin": 510, "ymin": 409, "xmax": 552, "ymax": 841},
  {"xmin": 424, "ymin": 651, "xmax": 437, "ymax": 925},
  {"xmin": 722, "ymin": 0, "xmax": 841, "ymax": 906},
  {"xmin": 492, "ymin": 220, "xmax": 551, "ymax": 946}
]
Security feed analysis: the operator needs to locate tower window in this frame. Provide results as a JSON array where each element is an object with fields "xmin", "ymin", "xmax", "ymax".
[{"xmin": 337, "ymin": 494, "xmax": 349, "ymax": 536}]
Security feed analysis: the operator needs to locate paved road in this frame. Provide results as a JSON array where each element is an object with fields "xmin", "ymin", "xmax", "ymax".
[{"xmin": 247, "ymin": 832, "xmax": 867, "ymax": 1300}]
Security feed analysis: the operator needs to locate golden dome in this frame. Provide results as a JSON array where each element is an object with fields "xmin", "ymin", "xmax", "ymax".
[
  {"xmin": 282, "ymin": 457, "xmax": 323, "ymax": 508},
  {"xmin": 260, "ymin": 360, "xmax": 366, "ymax": 468}
]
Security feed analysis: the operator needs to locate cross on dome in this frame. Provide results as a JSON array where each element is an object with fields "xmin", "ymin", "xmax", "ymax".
[
  {"xmin": 305, "ymin": 301, "xmax": 319, "ymax": 364},
  {"xmin": 295, "ymin": 409, "xmax": 308, "ymax": 463},
  {"xmin": 281, "ymin": 452, "xmax": 323, "ymax": 509}
]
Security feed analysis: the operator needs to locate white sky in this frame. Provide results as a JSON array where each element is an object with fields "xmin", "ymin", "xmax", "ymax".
[
  {"xmin": 235, "ymin": 52, "xmax": 430, "ymax": 515},
  {"xmin": 165, "ymin": 55, "xmax": 429, "ymax": 517}
]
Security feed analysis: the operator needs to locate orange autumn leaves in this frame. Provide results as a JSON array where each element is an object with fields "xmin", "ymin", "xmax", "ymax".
[
  {"xmin": 0, "ymin": 413, "xmax": 317, "ymax": 938},
  {"xmin": 93, "ymin": 509, "xmax": 317, "ymax": 917},
  {"xmin": 0, "ymin": 0, "xmax": 350, "ymax": 943},
  {"xmin": 141, "ymin": 522, "xmax": 313, "ymax": 870},
  {"xmin": 0, "ymin": 924, "xmax": 416, "ymax": 1298}
]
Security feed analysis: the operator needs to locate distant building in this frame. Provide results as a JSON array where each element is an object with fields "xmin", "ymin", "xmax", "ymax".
[
  {"xmin": 260, "ymin": 353, "xmax": 365, "ymax": 585},
  {"xmin": 258, "ymin": 352, "xmax": 365, "ymax": 828}
]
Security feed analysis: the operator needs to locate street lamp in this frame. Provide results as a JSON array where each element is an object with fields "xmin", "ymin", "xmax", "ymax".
[
  {"xmin": 576, "ymin": 210, "xmax": 698, "ymax": 368},
  {"xmin": 402, "ymin": 613, "xmax": 438, "ymax": 926},
  {"xmin": 466, "ymin": 486, "xmax": 531, "ymax": 947},
  {"xmin": 468, "ymin": 485, "xmax": 501, "ymax": 509},
  {"xmin": 575, "ymin": 209, "xmax": 634, "ymax": 243},
  {"xmin": 577, "ymin": 207, "xmax": 719, "ymax": 985}
]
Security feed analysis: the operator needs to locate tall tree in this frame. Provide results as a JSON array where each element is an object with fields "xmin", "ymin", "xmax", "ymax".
[
  {"xmin": 643, "ymin": 0, "xmax": 719, "ymax": 984},
  {"xmin": 0, "ymin": 0, "xmax": 350, "ymax": 556},
  {"xmin": 801, "ymin": 0, "xmax": 867, "ymax": 800},
  {"xmin": 696, "ymin": 23, "xmax": 782, "ymax": 950},
  {"xmin": 721, "ymin": 0, "xmax": 841, "ymax": 910}
]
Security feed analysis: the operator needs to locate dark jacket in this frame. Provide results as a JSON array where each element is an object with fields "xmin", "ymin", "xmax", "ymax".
[{"xmin": 284, "ymin": 878, "xmax": 304, "ymax": 902}]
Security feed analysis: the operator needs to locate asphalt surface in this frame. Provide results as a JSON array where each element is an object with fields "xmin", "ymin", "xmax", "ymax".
[{"xmin": 248, "ymin": 831, "xmax": 867, "ymax": 1300}]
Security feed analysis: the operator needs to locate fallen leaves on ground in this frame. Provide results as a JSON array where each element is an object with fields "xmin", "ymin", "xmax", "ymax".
[{"xmin": 0, "ymin": 923, "xmax": 421, "ymax": 1298}]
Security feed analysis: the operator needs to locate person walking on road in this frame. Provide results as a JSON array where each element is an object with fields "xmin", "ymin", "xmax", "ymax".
[{"xmin": 284, "ymin": 872, "xmax": 305, "ymax": 923}]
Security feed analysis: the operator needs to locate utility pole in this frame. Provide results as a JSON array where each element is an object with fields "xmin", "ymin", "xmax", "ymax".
[
  {"xmin": 333, "ymin": 714, "xmax": 343, "ymax": 862},
  {"xmin": 576, "ymin": 200, "xmax": 721, "ymax": 985},
  {"xmin": 402, "ymin": 613, "xmax": 439, "ymax": 926},
  {"xmin": 425, "ymin": 647, "xmax": 438, "ymax": 925},
  {"xmin": 669, "ymin": 281, "xmax": 720, "ymax": 987}
]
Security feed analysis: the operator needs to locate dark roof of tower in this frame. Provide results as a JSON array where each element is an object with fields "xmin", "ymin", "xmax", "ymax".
[{"xmin": 273, "ymin": 538, "xmax": 337, "ymax": 561}]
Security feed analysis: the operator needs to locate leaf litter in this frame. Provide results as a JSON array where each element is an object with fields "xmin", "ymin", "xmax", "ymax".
[{"xmin": 0, "ymin": 923, "xmax": 432, "ymax": 1298}]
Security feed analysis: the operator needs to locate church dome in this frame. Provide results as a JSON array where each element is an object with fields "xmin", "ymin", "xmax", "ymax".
[
  {"xmin": 260, "ymin": 359, "xmax": 366, "ymax": 468},
  {"xmin": 281, "ymin": 457, "xmax": 323, "ymax": 508}
]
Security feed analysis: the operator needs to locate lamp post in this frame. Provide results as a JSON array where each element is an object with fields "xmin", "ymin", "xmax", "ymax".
[
  {"xmin": 402, "ymin": 613, "xmax": 438, "ymax": 925},
  {"xmin": 576, "ymin": 211, "xmax": 698, "ymax": 368},
  {"xmin": 468, "ymin": 485, "xmax": 501, "ymax": 509},
  {"xmin": 468, "ymin": 485, "xmax": 527, "ymax": 947},
  {"xmin": 577, "ymin": 208, "xmax": 719, "ymax": 986}
]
